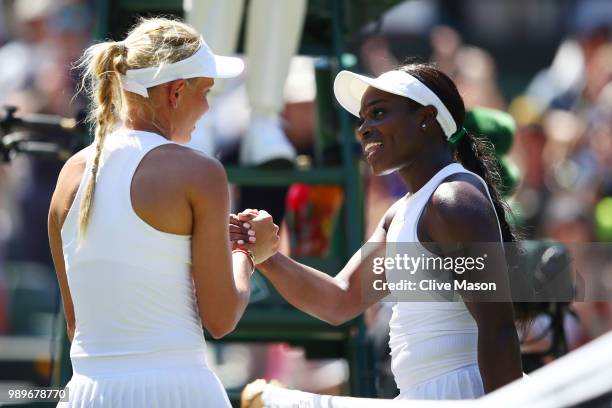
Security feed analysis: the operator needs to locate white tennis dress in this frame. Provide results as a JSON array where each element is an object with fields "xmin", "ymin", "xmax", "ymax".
[
  {"xmin": 384, "ymin": 163, "xmax": 503, "ymax": 400},
  {"xmin": 58, "ymin": 129, "xmax": 231, "ymax": 407}
]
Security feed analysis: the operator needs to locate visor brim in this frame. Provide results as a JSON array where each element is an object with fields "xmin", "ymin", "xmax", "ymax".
[
  {"xmin": 333, "ymin": 71, "xmax": 374, "ymax": 118},
  {"xmin": 208, "ymin": 54, "xmax": 244, "ymax": 79},
  {"xmin": 334, "ymin": 70, "xmax": 421, "ymax": 118}
]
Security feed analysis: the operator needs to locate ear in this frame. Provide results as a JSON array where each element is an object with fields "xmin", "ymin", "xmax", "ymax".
[
  {"xmin": 421, "ymin": 105, "xmax": 438, "ymax": 127},
  {"xmin": 168, "ymin": 79, "xmax": 187, "ymax": 108}
]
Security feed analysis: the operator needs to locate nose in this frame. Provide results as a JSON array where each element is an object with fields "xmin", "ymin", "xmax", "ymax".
[{"xmin": 357, "ymin": 120, "xmax": 371, "ymax": 141}]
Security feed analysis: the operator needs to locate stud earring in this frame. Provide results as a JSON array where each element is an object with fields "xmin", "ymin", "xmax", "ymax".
[{"xmin": 421, "ymin": 123, "xmax": 427, "ymax": 129}]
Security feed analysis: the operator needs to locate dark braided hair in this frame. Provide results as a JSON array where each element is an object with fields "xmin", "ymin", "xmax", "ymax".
[{"xmin": 398, "ymin": 63, "xmax": 535, "ymax": 321}]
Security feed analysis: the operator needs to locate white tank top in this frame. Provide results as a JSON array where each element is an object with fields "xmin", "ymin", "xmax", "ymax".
[
  {"xmin": 61, "ymin": 129, "xmax": 208, "ymax": 370},
  {"xmin": 384, "ymin": 162, "xmax": 503, "ymax": 391}
]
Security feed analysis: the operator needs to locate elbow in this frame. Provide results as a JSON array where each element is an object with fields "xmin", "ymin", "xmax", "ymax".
[
  {"xmin": 208, "ymin": 327, "xmax": 234, "ymax": 340},
  {"xmin": 209, "ymin": 331, "xmax": 227, "ymax": 340},
  {"xmin": 321, "ymin": 307, "xmax": 353, "ymax": 327},
  {"xmin": 202, "ymin": 305, "xmax": 244, "ymax": 339},
  {"xmin": 206, "ymin": 319, "xmax": 238, "ymax": 339},
  {"xmin": 325, "ymin": 316, "xmax": 345, "ymax": 327},
  {"xmin": 319, "ymin": 291, "xmax": 358, "ymax": 327},
  {"xmin": 66, "ymin": 321, "xmax": 75, "ymax": 342},
  {"xmin": 327, "ymin": 314, "xmax": 353, "ymax": 327}
]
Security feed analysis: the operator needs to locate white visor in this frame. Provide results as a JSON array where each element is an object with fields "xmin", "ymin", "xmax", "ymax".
[
  {"xmin": 333, "ymin": 70, "xmax": 457, "ymax": 138},
  {"xmin": 119, "ymin": 36, "xmax": 244, "ymax": 98}
]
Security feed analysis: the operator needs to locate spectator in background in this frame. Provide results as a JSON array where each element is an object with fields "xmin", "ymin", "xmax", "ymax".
[
  {"xmin": 0, "ymin": 164, "xmax": 10, "ymax": 334},
  {"xmin": 0, "ymin": 0, "xmax": 92, "ymax": 266},
  {"xmin": 510, "ymin": 0, "xmax": 612, "ymax": 238},
  {"xmin": 507, "ymin": 0, "xmax": 612, "ymax": 353},
  {"xmin": 452, "ymin": 46, "xmax": 506, "ymax": 110},
  {"xmin": 183, "ymin": 0, "xmax": 306, "ymax": 165},
  {"xmin": 0, "ymin": 2, "xmax": 8, "ymax": 46},
  {"xmin": 183, "ymin": 0, "xmax": 309, "ymax": 240},
  {"xmin": 429, "ymin": 25, "xmax": 506, "ymax": 109}
]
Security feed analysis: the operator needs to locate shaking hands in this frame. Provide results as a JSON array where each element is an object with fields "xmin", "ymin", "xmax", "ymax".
[{"xmin": 229, "ymin": 209, "xmax": 279, "ymax": 264}]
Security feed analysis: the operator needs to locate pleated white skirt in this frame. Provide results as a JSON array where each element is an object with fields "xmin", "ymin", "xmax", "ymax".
[
  {"xmin": 57, "ymin": 350, "xmax": 231, "ymax": 408},
  {"xmin": 395, "ymin": 363, "xmax": 484, "ymax": 400}
]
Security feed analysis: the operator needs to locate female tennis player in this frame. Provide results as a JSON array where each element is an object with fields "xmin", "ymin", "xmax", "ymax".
[
  {"xmin": 237, "ymin": 63, "xmax": 530, "ymax": 400},
  {"xmin": 48, "ymin": 18, "xmax": 279, "ymax": 407}
]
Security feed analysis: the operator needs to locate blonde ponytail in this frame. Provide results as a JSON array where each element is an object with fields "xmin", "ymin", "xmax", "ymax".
[{"xmin": 77, "ymin": 41, "xmax": 127, "ymax": 237}]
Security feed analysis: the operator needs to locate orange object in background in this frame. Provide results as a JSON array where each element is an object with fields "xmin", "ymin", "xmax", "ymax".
[{"xmin": 285, "ymin": 184, "xmax": 344, "ymax": 257}]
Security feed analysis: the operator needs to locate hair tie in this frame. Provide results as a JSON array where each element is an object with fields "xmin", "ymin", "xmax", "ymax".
[
  {"xmin": 115, "ymin": 42, "xmax": 128, "ymax": 56},
  {"xmin": 448, "ymin": 127, "xmax": 467, "ymax": 146}
]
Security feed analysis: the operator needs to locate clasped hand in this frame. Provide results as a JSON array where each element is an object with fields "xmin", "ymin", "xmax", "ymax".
[{"xmin": 229, "ymin": 209, "xmax": 279, "ymax": 264}]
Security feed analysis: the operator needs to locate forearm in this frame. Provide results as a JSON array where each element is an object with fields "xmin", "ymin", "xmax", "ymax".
[
  {"xmin": 230, "ymin": 252, "xmax": 253, "ymax": 322},
  {"xmin": 200, "ymin": 253, "xmax": 252, "ymax": 338},
  {"xmin": 477, "ymin": 325, "xmax": 523, "ymax": 393},
  {"xmin": 257, "ymin": 253, "xmax": 350, "ymax": 325},
  {"xmin": 66, "ymin": 323, "xmax": 75, "ymax": 343}
]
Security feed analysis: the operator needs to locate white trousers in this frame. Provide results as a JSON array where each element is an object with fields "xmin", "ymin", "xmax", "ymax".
[{"xmin": 184, "ymin": 0, "xmax": 307, "ymax": 114}]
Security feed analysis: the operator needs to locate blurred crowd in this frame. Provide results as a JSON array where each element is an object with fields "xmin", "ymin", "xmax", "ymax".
[
  {"xmin": 0, "ymin": 0, "xmax": 611, "ymax": 397},
  {"xmin": 0, "ymin": 0, "xmax": 93, "ymax": 337}
]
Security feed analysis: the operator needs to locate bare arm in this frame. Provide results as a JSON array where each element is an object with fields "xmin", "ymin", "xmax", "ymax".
[
  {"xmin": 48, "ymin": 153, "xmax": 87, "ymax": 342},
  {"xmin": 257, "ymin": 209, "xmax": 396, "ymax": 326},
  {"xmin": 423, "ymin": 175, "xmax": 522, "ymax": 393},
  {"xmin": 189, "ymin": 158, "xmax": 253, "ymax": 338},
  {"xmin": 48, "ymin": 212, "xmax": 75, "ymax": 342}
]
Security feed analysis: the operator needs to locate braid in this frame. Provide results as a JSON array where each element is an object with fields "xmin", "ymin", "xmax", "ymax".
[
  {"xmin": 77, "ymin": 42, "xmax": 126, "ymax": 237},
  {"xmin": 455, "ymin": 132, "xmax": 536, "ymax": 321},
  {"xmin": 454, "ymin": 132, "xmax": 516, "ymax": 243}
]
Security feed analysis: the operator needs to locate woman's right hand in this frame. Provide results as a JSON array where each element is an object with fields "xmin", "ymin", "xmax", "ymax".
[{"xmin": 243, "ymin": 210, "xmax": 280, "ymax": 264}]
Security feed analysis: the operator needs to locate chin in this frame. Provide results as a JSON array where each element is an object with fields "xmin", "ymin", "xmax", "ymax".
[
  {"xmin": 375, "ymin": 167, "xmax": 398, "ymax": 176},
  {"xmin": 370, "ymin": 163, "xmax": 396, "ymax": 176}
]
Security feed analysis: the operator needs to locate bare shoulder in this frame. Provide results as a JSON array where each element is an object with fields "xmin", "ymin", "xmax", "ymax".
[
  {"xmin": 430, "ymin": 173, "xmax": 492, "ymax": 217},
  {"xmin": 143, "ymin": 144, "xmax": 228, "ymax": 195},
  {"xmin": 382, "ymin": 198, "xmax": 403, "ymax": 232},
  {"xmin": 58, "ymin": 146, "xmax": 91, "ymax": 180},
  {"xmin": 50, "ymin": 146, "xmax": 92, "ymax": 226},
  {"xmin": 423, "ymin": 172, "xmax": 499, "ymax": 242}
]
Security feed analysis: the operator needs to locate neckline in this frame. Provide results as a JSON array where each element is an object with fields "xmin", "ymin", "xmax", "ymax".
[
  {"xmin": 404, "ymin": 162, "xmax": 464, "ymax": 200},
  {"xmin": 116, "ymin": 127, "xmax": 174, "ymax": 143}
]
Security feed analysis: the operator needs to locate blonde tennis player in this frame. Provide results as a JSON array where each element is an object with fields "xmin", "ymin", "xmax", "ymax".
[{"xmin": 48, "ymin": 18, "xmax": 279, "ymax": 407}]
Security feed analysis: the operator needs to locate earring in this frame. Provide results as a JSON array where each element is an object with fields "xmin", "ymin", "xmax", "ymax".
[{"xmin": 421, "ymin": 123, "xmax": 427, "ymax": 129}]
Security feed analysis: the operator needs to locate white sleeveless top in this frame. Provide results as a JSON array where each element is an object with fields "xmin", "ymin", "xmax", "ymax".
[
  {"xmin": 384, "ymin": 163, "xmax": 503, "ymax": 393},
  {"xmin": 61, "ymin": 129, "xmax": 208, "ymax": 369}
]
